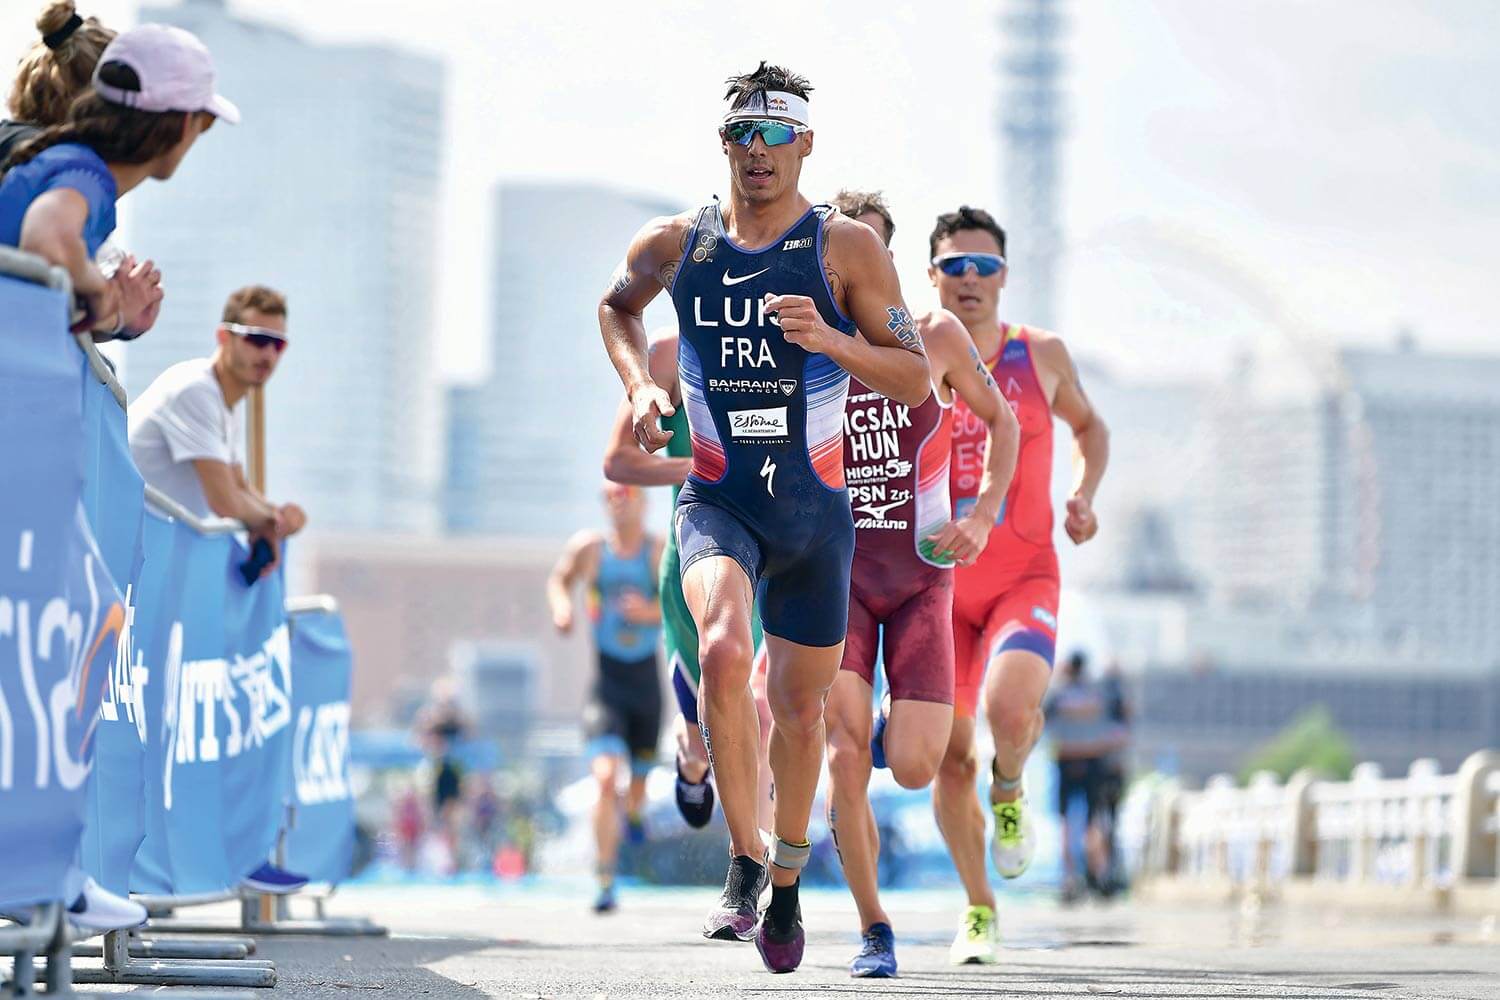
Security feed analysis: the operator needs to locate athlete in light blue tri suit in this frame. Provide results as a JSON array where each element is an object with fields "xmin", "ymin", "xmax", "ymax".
[
  {"xmin": 598, "ymin": 62, "xmax": 931, "ymax": 973},
  {"xmin": 547, "ymin": 484, "xmax": 663, "ymax": 914}
]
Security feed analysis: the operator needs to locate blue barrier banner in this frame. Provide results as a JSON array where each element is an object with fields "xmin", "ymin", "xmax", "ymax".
[
  {"xmin": 78, "ymin": 375, "xmax": 150, "ymax": 895},
  {"xmin": 0, "ymin": 276, "xmax": 118, "ymax": 908},
  {"xmin": 286, "ymin": 609, "xmax": 355, "ymax": 884},
  {"xmin": 131, "ymin": 513, "xmax": 291, "ymax": 896}
]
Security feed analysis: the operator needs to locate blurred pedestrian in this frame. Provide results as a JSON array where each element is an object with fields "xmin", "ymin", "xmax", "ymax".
[
  {"xmin": 414, "ymin": 677, "xmax": 470, "ymax": 875},
  {"xmin": 1044, "ymin": 652, "xmax": 1125, "ymax": 902}
]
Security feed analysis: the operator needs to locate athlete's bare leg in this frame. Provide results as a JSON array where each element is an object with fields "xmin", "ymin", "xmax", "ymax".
[
  {"xmin": 983, "ymin": 651, "xmax": 1051, "ymax": 801},
  {"xmin": 675, "ymin": 714, "xmax": 710, "ymax": 783},
  {"xmin": 625, "ymin": 772, "xmax": 648, "ymax": 818},
  {"xmin": 749, "ymin": 650, "xmax": 776, "ymax": 833},
  {"xmin": 884, "ymin": 699, "xmax": 953, "ymax": 790},
  {"xmin": 933, "ymin": 714, "xmax": 995, "ymax": 910},
  {"xmin": 762, "ymin": 632, "xmax": 843, "ymax": 889},
  {"xmin": 592, "ymin": 752, "xmax": 623, "ymax": 884},
  {"xmin": 824, "ymin": 671, "xmax": 886, "ymax": 931},
  {"xmin": 683, "ymin": 556, "xmax": 761, "ymax": 858}
]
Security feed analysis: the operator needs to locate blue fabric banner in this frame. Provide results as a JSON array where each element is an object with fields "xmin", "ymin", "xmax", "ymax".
[
  {"xmin": 0, "ymin": 275, "xmax": 118, "ymax": 909},
  {"xmin": 130, "ymin": 512, "xmax": 292, "ymax": 896},
  {"xmin": 78, "ymin": 374, "xmax": 150, "ymax": 895},
  {"xmin": 286, "ymin": 608, "xmax": 355, "ymax": 884}
]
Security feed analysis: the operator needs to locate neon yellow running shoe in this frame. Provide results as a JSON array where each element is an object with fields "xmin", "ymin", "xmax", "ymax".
[
  {"xmin": 949, "ymin": 904, "xmax": 1000, "ymax": 965},
  {"xmin": 991, "ymin": 797, "xmax": 1036, "ymax": 879}
]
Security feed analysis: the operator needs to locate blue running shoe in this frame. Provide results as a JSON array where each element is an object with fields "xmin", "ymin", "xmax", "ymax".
[
  {"xmin": 625, "ymin": 812, "xmax": 646, "ymax": 845},
  {"xmin": 593, "ymin": 882, "xmax": 617, "ymax": 914},
  {"xmin": 850, "ymin": 921, "xmax": 897, "ymax": 978},
  {"xmin": 870, "ymin": 694, "xmax": 891, "ymax": 770},
  {"xmin": 241, "ymin": 863, "xmax": 308, "ymax": 896}
]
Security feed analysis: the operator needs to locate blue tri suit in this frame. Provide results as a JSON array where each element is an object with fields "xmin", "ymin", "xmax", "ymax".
[{"xmin": 670, "ymin": 200, "xmax": 857, "ymax": 648}]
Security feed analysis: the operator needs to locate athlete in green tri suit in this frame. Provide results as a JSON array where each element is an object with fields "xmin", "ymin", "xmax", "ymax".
[{"xmin": 604, "ymin": 327, "xmax": 771, "ymax": 830}]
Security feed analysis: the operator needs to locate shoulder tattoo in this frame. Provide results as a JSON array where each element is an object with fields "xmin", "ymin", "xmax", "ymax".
[{"xmin": 822, "ymin": 228, "xmax": 844, "ymax": 306}]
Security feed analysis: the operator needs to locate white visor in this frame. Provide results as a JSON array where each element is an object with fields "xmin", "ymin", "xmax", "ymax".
[{"xmin": 723, "ymin": 90, "xmax": 809, "ymax": 127}]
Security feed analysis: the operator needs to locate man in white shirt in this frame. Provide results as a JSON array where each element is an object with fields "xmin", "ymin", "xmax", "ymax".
[{"xmin": 129, "ymin": 284, "xmax": 306, "ymax": 574}]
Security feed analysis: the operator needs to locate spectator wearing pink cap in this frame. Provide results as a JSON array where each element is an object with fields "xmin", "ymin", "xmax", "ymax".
[{"xmin": 0, "ymin": 22, "xmax": 236, "ymax": 337}]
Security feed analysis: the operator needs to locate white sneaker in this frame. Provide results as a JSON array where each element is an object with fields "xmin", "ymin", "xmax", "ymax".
[
  {"xmin": 68, "ymin": 877, "xmax": 146, "ymax": 932},
  {"xmin": 949, "ymin": 904, "xmax": 1000, "ymax": 965},
  {"xmin": 990, "ymin": 796, "xmax": 1036, "ymax": 879}
]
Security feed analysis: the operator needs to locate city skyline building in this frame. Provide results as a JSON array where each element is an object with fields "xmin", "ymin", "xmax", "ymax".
[
  {"xmin": 998, "ymin": 0, "xmax": 1066, "ymax": 330},
  {"xmin": 121, "ymin": 0, "xmax": 446, "ymax": 535},
  {"xmin": 445, "ymin": 181, "xmax": 678, "ymax": 538}
]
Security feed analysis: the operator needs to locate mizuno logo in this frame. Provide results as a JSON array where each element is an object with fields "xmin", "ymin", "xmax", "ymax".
[
  {"xmin": 722, "ymin": 267, "xmax": 770, "ymax": 286},
  {"xmin": 853, "ymin": 498, "xmax": 904, "ymax": 520},
  {"xmin": 760, "ymin": 455, "xmax": 777, "ymax": 497}
]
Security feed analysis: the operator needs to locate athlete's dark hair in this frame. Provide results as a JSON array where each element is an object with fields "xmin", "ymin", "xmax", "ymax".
[
  {"xmin": 723, "ymin": 61, "xmax": 813, "ymax": 111},
  {"xmin": 929, "ymin": 205, "xmax": 1007, "ymax": 259},
  {"xmin": 832, "ymin": 189, "xmax": 894, "ymax": 246}
]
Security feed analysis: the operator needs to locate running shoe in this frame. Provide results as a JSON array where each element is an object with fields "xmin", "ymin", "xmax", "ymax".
[
  {"xmin": 990, "ymin": 796, "xmax": 1036, "ymax": 879},
  {"xmin": 869, "ymin": 694, "xmax": 891, "ymax": 770},
  {"xmin": 674, "ymin": 762, "xmax": 715, "ymax": 829},
  {"xmin": 850, "ymin": 921, "xmax": 897, "ymax": 978},
  {"xmin": 592, "ymin": 882, "xmax": 617, "ymax": 914},
  {"xmin": 625, "ymin": 811, "xmax": 646, "ymax": 845},
  {"xmin": 702, "ymin": 854, "xmax": 767, "ymax": 941},
  {"xmin": 755, "ymin": 884, "xmax": 805, "ymax": 973},
  {"xmin": 241, "ymin": 862, "xmax": 309, "ymax": 895},
  {"xmin": 949, "ymin": 904, "xmax": 1000, "ymax": 965}
]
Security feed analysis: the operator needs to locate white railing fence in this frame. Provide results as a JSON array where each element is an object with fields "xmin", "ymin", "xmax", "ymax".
[{"xmin": 1138, "ymin": 750, "xmax": 1500, "ymax": 893}]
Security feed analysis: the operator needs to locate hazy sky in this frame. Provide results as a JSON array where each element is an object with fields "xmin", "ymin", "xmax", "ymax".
[{"xmin": 5, "ymin": 0, "xmax": 1497, "ymax": 381}]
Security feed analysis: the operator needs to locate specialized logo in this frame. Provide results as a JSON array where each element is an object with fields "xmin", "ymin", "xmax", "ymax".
[
  {"xmin": 722, "ymin": 267, "xmax": 770, "ymax": 286},
  {"xmin": 760, "ymin": 455, "xmax": 777, "ymax": 496},
  {"xmin": 730, "ymin": 407, "xmax": 788, "ymax": 438},
  {"xmin": 782, "ymin": 237, "xmax": 813, "ymax": 251},
  {"xmin": 708, "ymin": 377, "xmax": 797, "ymax": 396}
]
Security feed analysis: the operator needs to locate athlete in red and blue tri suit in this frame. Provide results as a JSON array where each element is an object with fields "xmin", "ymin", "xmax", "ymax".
[
  {"xmin": 927, "ymin": 206, "xmax": 1111, "ymax": 965},
  {"xmin": 597, "ymin": 64, "xmax": 931, "ymax": 974},
  {"xmin": 821, "ymin": 191, "xmax": 1019, "ymax": 979}
]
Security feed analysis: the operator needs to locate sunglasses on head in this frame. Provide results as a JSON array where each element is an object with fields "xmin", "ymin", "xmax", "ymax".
[
  {"xmin": 721, "ymin": 119, "xmax": 808, "ymax": 148},
  {"xmin": 223, "ymin": 321, "xmax": 288, "ymax": 353},
  {"xmin": 932, "ymin": 252, "xmax": 1006, "ymax": 277}
]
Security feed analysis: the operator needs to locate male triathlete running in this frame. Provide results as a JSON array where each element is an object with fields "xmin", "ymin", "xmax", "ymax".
[
  {"xmin": 602, "ymin": 326, "xmax": 775, "ymax": 834},
  {"xmin": 546, "ymin": 484, "xmax": 663, "ymax": 914},
  {"xmin": 598, "ymin": 63, "xmax": 930, "ymax": 973},
  {"xmin": 929, "ymin": 206, "xmax": 1110, "ymax": 964},
  {"xmin": 822, "ymin": 190, "xmax": 1018, "ymax": 978}
]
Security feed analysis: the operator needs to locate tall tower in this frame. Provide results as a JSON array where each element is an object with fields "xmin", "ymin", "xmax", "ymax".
[{"xmin": 999, "ymin": 0, "xmax": 1066, "ymax": 329}]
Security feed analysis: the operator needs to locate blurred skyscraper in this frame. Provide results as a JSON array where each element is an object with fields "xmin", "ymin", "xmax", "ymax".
[
  {"xmin": 445, "ymin": 182, "xmax": 678, "ymax": 537},
  {"xmin": 122, "ymin": 0, "xmax": 445, "ymax": 534},
  {"xmin": 1202, "ymin": 342, "xmax": 1500, "ymax": 666},
  {"xmin": 998, "ymin": 0, "xmax": 1066, "ymax": 330}
]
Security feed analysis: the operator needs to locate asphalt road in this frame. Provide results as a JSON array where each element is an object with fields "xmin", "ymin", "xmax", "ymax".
[{"xmin": 60, "ymin": 881, "xmax": 1500, "ymax": 999}]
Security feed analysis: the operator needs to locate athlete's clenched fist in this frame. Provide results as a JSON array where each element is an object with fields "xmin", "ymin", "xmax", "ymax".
[
  {"xmin": 1064, "ymin": 493, "xmax": 1099, "ymax": 545},
  {"xmin": 764, "ymin": 293, "xmax": 837, "ymax": 355},
  {"xmin": 630, "ymin": 381, "xmax": 676, "ymax": 453}
]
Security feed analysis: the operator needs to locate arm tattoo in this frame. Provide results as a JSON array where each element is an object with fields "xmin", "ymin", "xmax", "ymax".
[
  {"xmin": 822, "ymin": 231, "xmax": 845, "ymax": 306},
  {"xmin": 657, "ymin": 222, "xmax": 692, "ymax": 289},
  {"xmin": 886, "ymin": 306, "xmax": 923, "ymax": 353},
  {"xmin": 969, "ymin": 345, "xmax": 997, "ymax": 387},
  {"xmin": 606, "ymin": 261, "xmax": 630, "ymax": 298}
]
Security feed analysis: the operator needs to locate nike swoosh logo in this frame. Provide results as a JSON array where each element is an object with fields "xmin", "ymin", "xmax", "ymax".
[{"xmin": 722, "ymin": 268, "xmax": 770, "ymax": 286}]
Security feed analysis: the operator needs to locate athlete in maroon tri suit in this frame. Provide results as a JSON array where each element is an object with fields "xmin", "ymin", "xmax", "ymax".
[{"xmin": 822, "ymin": 191, "xmax": 1019, "ymax": 979}]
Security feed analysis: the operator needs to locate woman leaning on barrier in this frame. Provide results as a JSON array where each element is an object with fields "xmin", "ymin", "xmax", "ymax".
[
  {"xmin": 0, "ymin": 20, "xmax": 238, "ymax": 338},
  {"xmin": 1, "ymin": 2, "xmax": 114, "ymax": 162}
]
